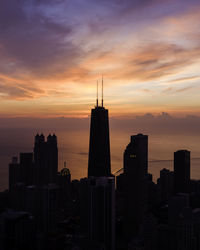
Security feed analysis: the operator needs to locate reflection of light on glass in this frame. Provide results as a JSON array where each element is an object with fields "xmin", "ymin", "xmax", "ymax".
[{"xmin": 130, "ymin": 154, "xmax": 136, "ymax": 158}]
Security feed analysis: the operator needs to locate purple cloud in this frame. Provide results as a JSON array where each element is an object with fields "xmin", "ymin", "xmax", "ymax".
[{"xmin": 0, "ymin": 0, "xmax": 79, "ymax": 76}]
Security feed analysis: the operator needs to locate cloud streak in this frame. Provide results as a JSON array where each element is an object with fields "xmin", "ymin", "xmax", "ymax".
[
  {"xmin": 0, "ymin": 0, "xmax": 81, "ymax": 76},
  {"xmin": 0, "ymin": 0, "xmax": 200, "ymax": 114}
]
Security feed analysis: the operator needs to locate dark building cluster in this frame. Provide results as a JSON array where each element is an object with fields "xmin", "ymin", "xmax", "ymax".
[{"xmin": 0, "ymin": 98, "xmax": 200, "ymax": 250}]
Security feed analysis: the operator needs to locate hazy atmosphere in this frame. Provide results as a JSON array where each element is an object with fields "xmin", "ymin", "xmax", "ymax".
[{"xmin": 1, "ymin": 114, "xmax": 200, "ymax": 191}]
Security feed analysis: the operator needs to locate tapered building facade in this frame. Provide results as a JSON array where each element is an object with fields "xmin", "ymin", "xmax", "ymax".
[
  {"xmin": 85, "ymin": 88, "xmax": 115, "ymax": 249},
  {"xmin": 88, "ymin": 104, "xmax": 111, "ymax": 177}
]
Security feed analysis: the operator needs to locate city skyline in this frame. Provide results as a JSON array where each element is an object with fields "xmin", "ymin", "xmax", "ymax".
[
  {"xmin": 2, "ymin": 103, "xmax": 199, "ymax": 249},
  {"xmin": 1, "ymin": 1, "xmax": 200, "ymax": 249},
  {"xmin": 1, "ymin": 113, "xmax": 200, "ymax": 192},
  {"xmin": 0, "ymin": 0, "xmax": 200, "ymax": 118}
]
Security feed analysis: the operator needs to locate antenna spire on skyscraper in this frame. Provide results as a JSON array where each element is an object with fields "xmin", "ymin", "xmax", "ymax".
[
  {"xmin": 96, "ymin": 80, "xmax": 99, "ymax": 107},
  {"xmin": 102, "ymin": 75, "xmax": 104, "ymax": 107},
  {"xmin": 88, "ymin": 75, "xmax": 111, "ymax": 177}
]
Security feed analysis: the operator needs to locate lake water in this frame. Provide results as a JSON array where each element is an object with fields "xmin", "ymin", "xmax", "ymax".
[{"xmin": 0, "ymin": 128, "xmax": 200, "ymax": 191}]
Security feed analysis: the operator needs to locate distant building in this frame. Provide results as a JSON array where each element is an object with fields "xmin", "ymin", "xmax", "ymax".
[
  {"xmin": 57, "ymin": 167, "xmax": 71, "ymax": 191},
  {"xmin": 176, "ymin": 208, "xmax": 200, "ymax": 250},
  {"xmin": 157, "ymin": 224, "xmax": 169, "ymax": 250},
  {"xmin": 38, "ymin": 184, "xmax": 59, "ymax": 233},
  {"xmin": 9, "ymin": 157, "xmax": 20, "ymax": 190},
  {"xmin": 142, "ymin": 213, "xmax": 158, "ymax": 250},
  {"xmin": 157, "ymin": 168, "xmax": 174, "ymax": 202},
  {"xmin": 168, "ymin": 194, "xmax": 200, "ymax": 250},
  {"xmin": 174, "ymin": 150, "xmax": 190, "ymax": 193},
  {"xmin": 46, "ymin": 134, "xmax": 58, "ymax": 184},
  {"xmin": 124, "ymin": 134, "xmax": 148, "ymax": 176},
  {"xmin": 24, "ymin": 185, "xmax": 37, "ymax": 216},
  {"xmin": 34, "ymin": 133, "xmax": 46, "ymax": 186},
  {"xmin": 168, "ymin": 193, "xmax": 189, "ymax": 225},
  {"xmin": 116, "ymin": 173, "xmax": 125, "ymax": 192},
  {"xmin": 123, "ymin": 134, "xmax": 148, "ymax": 238},
  {"xmin": 80, "ymin": 176, "xmax": 115, "ymax": 250},
  {"xmin": 147, "ymin": 173, "xmax": 159, "ymax": 210},
  {"xmin": 57, "ymin": 167, "xmax": 71, "ymax": 208},
  {"xmin": 34, "ymin": 134, "xmax": 58, "ymax": 186},
  {"xmin": 168, "ymin": 193, "xmax": 190, "ymax": 250},
  {"xmin": 0, "ymin": 210, "xmax": 36, "ymax": 250},
  {"xmin": 9, "ymin": 134, "xmax": 58, "ymax": 188},
  {"xmin": 20, "ymin": 153, "xmax": 34, "ymax": 186},
  {"xmin": 8, "ymin": 134, "xmax": 59, "ymax": 232}
]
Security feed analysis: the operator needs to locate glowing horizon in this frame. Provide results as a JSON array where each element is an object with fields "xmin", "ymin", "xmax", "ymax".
[{"xmin": 0, "ymin": 0, "xmax": 200, "ymax": 118}]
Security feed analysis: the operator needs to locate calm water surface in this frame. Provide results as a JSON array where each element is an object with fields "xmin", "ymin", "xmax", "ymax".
[{"xmin": 0, "ymin": 128, "xmax": 200, "ymax": 191}]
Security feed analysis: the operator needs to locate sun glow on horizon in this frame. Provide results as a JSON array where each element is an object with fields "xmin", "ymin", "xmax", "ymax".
[{"xmin": 0, "ymin": 0, "xmax": 200, "ymax": 118}]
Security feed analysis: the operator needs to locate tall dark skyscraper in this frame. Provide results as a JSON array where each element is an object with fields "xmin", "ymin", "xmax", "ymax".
[
  {"xmin": 34, "ymin": 134, "xmax": 46, "ymax": 185},
  {"xmin": 124, "ymin": 134, "xmax": 148, "ymax": 176},
  {"xmin": 174, "ymin": 150, "xmax": 190, "ymax": 193},
  {"xmin": 123, "ymin": 134, "xmax": 148, "ymax": 237},
  {"xmin": 9, "ymin": 157, "xmax": 20, "ymax": 190},
  {"xmin": 20, "ymin": 153, "xmax": 34, "ymax": 186},
  {"xmin": 34, "ymin": 134, "xmax": 58, "ymax": 185},
  {"xmin": 80, "ymin": 176, "xmax": 115, "ymax": 250},
  {"xmin": 46, "ymin": 134, "xmax": 58, "ymax": 184},
  {"xmin": 9, "ymin": 153, "xmax": 34, "ymax": 189},
  {"xmin": 88, "ymin": 79, "xmax": 111, "ymax": 177}
]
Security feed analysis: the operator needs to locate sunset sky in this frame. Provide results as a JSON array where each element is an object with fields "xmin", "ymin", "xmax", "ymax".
[
  {"xmin": 1, "ymin": 0, "xmax": 200, "ymax": 189},
  {"xmin": 1, "ymin": 0, "xmax": 200, "ymax": 117}
]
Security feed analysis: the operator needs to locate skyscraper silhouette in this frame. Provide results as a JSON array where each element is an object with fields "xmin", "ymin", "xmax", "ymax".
[
  {"xmin": 9, "ymin": 157, "xmax": 20, "ymax": 190},
  {"xmin": 20, "ymin": 153, "xmax": 34, "ymax": 186},
  {"xmin": 88, "ymin": 79, "xmax": 111, "ymax": 177},
  {"xmin": 46, "ymin": 134, "xmax": 58, "ymax": 184},
  {"xmin": 34, "ymin": 134, "xmax": 58, "ymax": 185},
  {"xmin": 80, "ymin": 176, "xmax": 115, "ymax": 250},
  {"xmin": 174, "ymin": 150, "xmax": 190, "ymax": 193},
  {"xmin": 123, "ymin": 134, "xmax": 148, "ymax": 237},
  {"xmin": 34, "ymin": 134, "xmax": 46, "ymax": 185}
]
